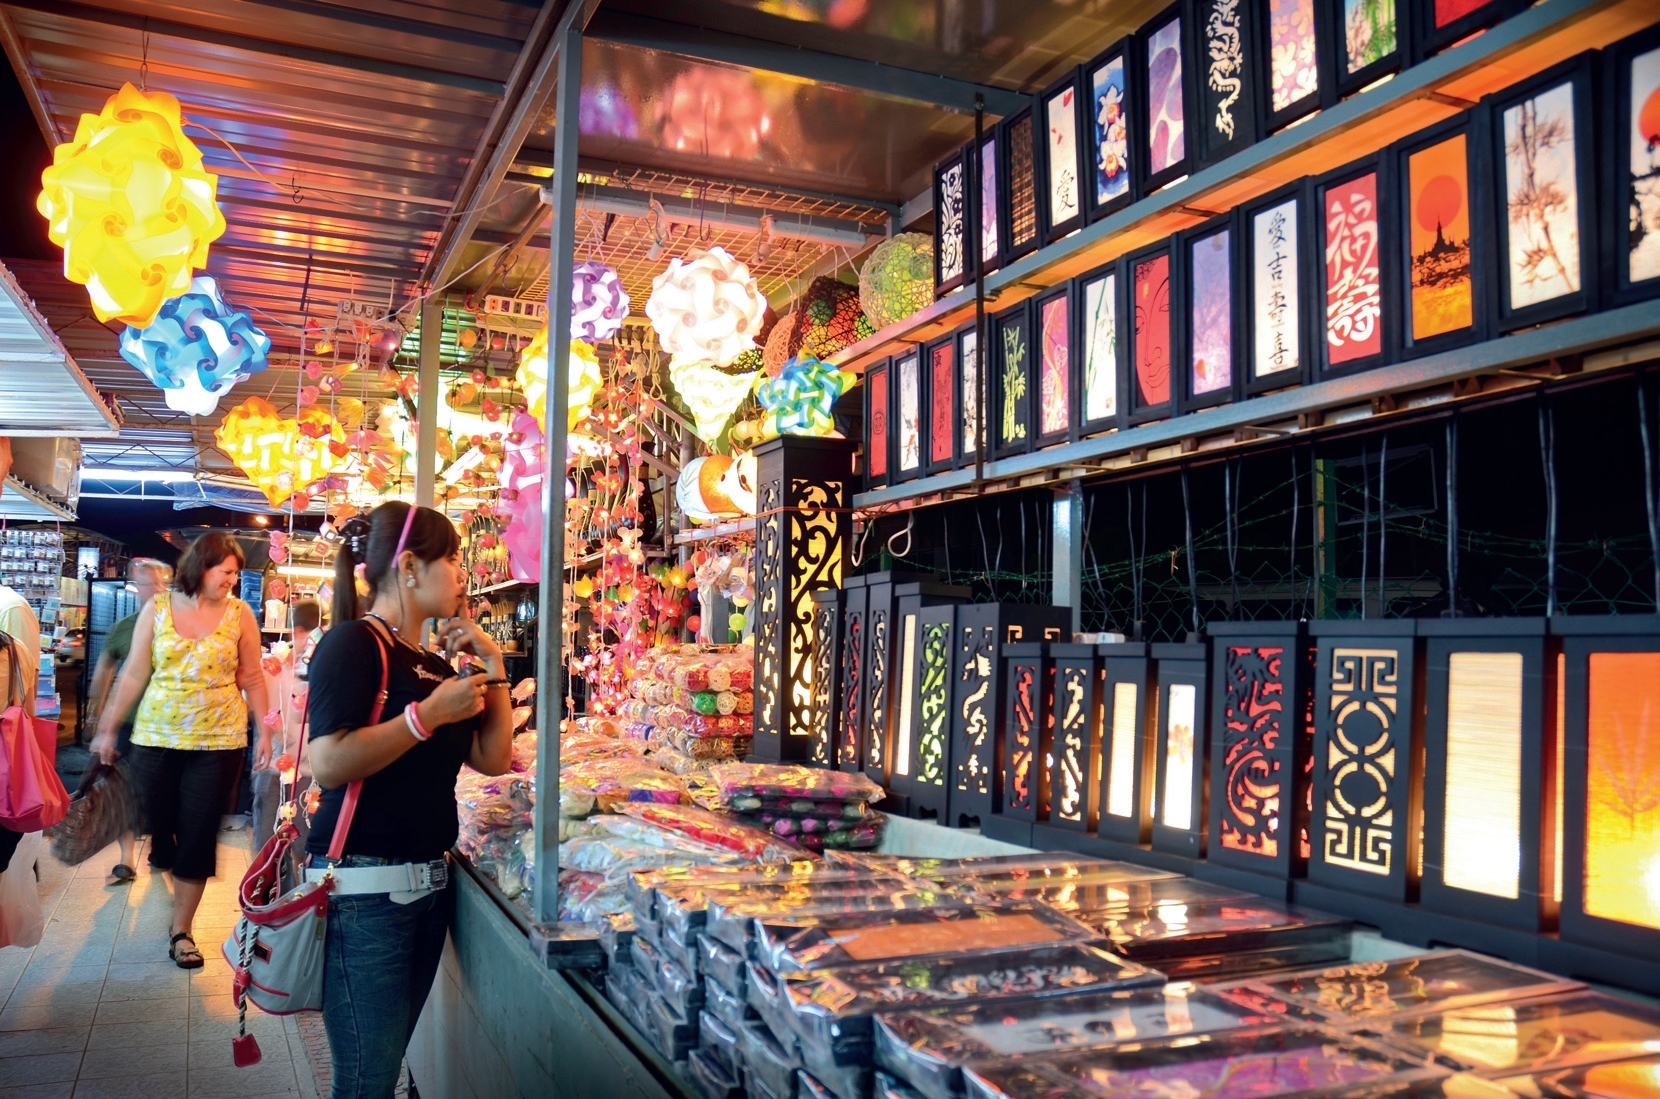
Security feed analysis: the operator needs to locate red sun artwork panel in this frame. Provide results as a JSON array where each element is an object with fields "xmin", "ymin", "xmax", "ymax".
[{"xmin": 1134, "ymin": 253, "xmax": 1173, "ymax": 406}]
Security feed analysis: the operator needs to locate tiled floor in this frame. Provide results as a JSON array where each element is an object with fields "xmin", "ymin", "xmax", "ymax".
[{"xmin": 0, "ymin": 828, "xmax": 322, "ymax": 1099}]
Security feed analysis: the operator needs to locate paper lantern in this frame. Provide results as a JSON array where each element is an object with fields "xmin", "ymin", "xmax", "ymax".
[
  {"xmin": 781, "ymin": 277, "xmax": 866, "ymax": 366},
  {"xmin": 762, "ymin": 310, "xmax": 795, "ymax": 376},
  {"xmin": 859, "ymin": 233, "xmax": 934, "ymax": 329},
  {"xmin": 571, "ymin": 260, "xmax": 629, "ymax": 343},
  {"xmin": 667, "ymin": 359, "xmax": 757, "ymax": 444},
  {"xmin": 36, "ymin": 83, "xmax": 226, "ymax": 328},
  {"xmin": 754, "ymin": 354, "xmax": 853, "ymax": 439},
  {"xmin": 499, "ymin": 412, "xmax": 545, "ymax": 582},
  {"xmin": 675, "ymin": 457, "xmax": 722, "ymax": 524},
  {"xmin": 214, "ymin": 396, "xmax": 345, "ymax": 507},
  {"xmin": 645, "ymin": 246, "xmax": 768, "ymax": 367},
  {"xmin": 118, "ymin": 276, "xmax": 269, "ymax": 416},
  {"xmin": 515, "ymin": 329, "xmax": 600, "ymax": 431}
]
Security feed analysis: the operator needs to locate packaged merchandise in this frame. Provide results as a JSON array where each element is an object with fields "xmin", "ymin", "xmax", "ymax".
[
  {"xmin": 1000, "ymin": 876, "xmax": 1251, "ymax": 914},
  {"xmin": 616, "ymin": 803, "xmax": 810, "ymax": 862},
  {"xmin": 600, "ymin": 913, "xmax": 635, "ymax": 970},
  {"xmin": 633, "ymin": 861, "xmax": 865, "ymax": 919},
  {"xmin": 749, "ymin": 961, "xmax": 807, "ymax": 1052},
  {"xmin": 706, "ymin": 764, "xmax": 887, "ymax": 805},
  {"xmin": 699, "ymin": 1009, "xmax": 742, "ymax": 1074},
  {"xmin": 874, "ymin": 1072, "xmax": 929, "ymax": 1099},
  {"xmin": 701, "ymin": 934, "xmax": 749, "ymax": 997},
  {"xmin": 687, "ymin": 1046, "xmax": 746, "ymax": 1099},
  {"xmin": 631, "ymin": 932, "xmax": 665, "ymax": 996},
  {"xmin": 741, "ymin": 1016, "xmax": 805, "ymax": 1099},
  {"xmin": 1377, "ymin": 991, "xmax": 1660, "ymax": 1078},
  {"xmin": 1501, "ymin": 1054, "xmax": 1660, "ymax": 1099},
  {"xmin": 607, "ymin": 959, "xmax": 651, "ymax": 1035},
  {"xmin": 660, "ymin": 930, "xmax": 701, "ymax": 980},
  {"xmin": 705, "ymin": 971, "xmax": 756, "ymax": 1033},
  {"xmin": 709, "ymin": 891, "xmax": 968, "ymax": 957},
  {"xmin": 759, "ymin": 902, "xmax": 1100, "ymax": 974},
  {"xmin": 798, "ymin": 1070, "xmax": 841, "ymax": 1099},
  {"xmin": 1083, "ymin": 900, "xmax": 1352, "ymax": 980},
  {"xmin": 1319, "ymin": 1076, "xmax": 1521, "ymax": 1099},
  {"xmin": 658, "ymin": 953, "xmax": 705, "ymax": 1017},
  {"xmin": 799, "ymin": 1036, "xmax": 876, "ymax": 1099},
  {"xmin": 648, "ymin": 992, "xmax": 699, "ymax": 1061}
]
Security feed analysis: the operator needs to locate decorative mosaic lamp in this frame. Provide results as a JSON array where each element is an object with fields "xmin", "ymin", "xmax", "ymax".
[
  {"xmin": 754, "ymin": 353, "xmax": 854, "ymax": 438},
  {"xmin": 645, "ymin": 246, "xmax": 768, "ymax": 367},
  {"xmin": 499, "ymin": 411, "xmax": 545, "ymax": 581},
  {"xmin": 515, "ymin": 328, "xmax": 601, "ymax": 431},
  {"xmin": 215, "ymin": 396, "xmax": 344, "ymax": 507},
  {"xmin": 667, "ymin": 359, "xmax": 758, "ymax": 444},
  {"xmin": 571, "ymin": 260, "xmax": 629, "ymax": 343},
  {"xmin": 119, "ymin": 276, "xmax": 270, "ymax": 416},
  {"xmin": 37, "ymin": 83, "xmax": 226, "ymax": 328},
  {"xmin": 785, "ymin": 277, "xmax": 869, "ymax": 366},
  {"xmin": 859, "ymin": 233, "xmax": 935, "ymax": 329}
]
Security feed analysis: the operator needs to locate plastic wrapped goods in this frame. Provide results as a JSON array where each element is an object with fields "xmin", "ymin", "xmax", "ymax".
[
  {"xmin": 1083, "ymin": 899, "xmax": 1353, "ymax": 981},
  {"xmin": 1378, "ymin": 991, "xmax": 1660, "ymax": 1078},
  {"xmin": 759, "ymin": 902, "xmax": 1100, "ymax": 974},
  {"xmin": 705, "ymin": 970, "xmax": 756, "ymax": 1031},
  {"xmin": 627, "ymin": 858, "xmax": 830, "ymax": 920},
  {"xmin": 740, "ymin": 1016, "xmax": 805, "ymax": 1099},
  {"xmin": 708, "ymin": 890, "xmax": 968, "ymax": 958},
  {"xmin": 687, "ymin": 1046, "xmax": 745, "ymax": 1099},
  {"xmin": 706, "ymin": 764, "xmax": 886, "ymax": 805},
  {"xmin": 615, "ymin": 803, "xmax": 810, "ymax": 862},
  {"xmin": 992, "ymin": 876, "xmax": 1250, "ymax": 914},
  {"xmin": 699, "ymin": 1009, "xmax": 742, "ymax": 1076}
]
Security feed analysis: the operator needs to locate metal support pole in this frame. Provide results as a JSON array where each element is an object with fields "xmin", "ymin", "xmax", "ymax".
[
  {"xmin": 414, "ymin": 298, "xmax": 441, "ymax": 506},
  {"xmin": 1051, "ymin": 480, "xmax": 1083, "ymax": 635},
  {"xmin": 532, "ymin": 18, "xmax": 582, "ymax": 927}
]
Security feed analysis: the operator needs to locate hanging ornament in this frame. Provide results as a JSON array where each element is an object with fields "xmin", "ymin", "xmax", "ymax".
[
  {"xmin": 214, "ymin": 396, "xmax": 345, "ymax": 507},
  {"xmin": 116, "ymin": 275, "xmax": 268, "ymax": 417},
  {"xmin": 36, "ymin": 83, "xmax": 227, "ymax": 328},
  {"xmin": 335, "ymin": 397, "xmax": 366, "ymax": 431},
  {"xmin": 666, "ymin": 360, "xmax": 757, "ymax": 445},
  {"xmin": 268, "ymin": 531, "xmax": 290, "ymax": 565},
  {"xmin": 762, "ymin": 310, "xmax": 795, "ymax": 377},
  {"xmin": 784, "ymin": 276, "xmax": 867, "ymax": 365},
  {"xmin": 571, "ymin": 260, "xmax": 630, "ymax": 343},
  {"xmin": 645, "ymin": 246, "xmax": 768, "ymax": 367},
  {"xmin": 717, "ymin": 451, "xmax": 757, "ymax": 515},
  {"xmin": 755, "ymin": 354, "xmax": 855, "ymax": 438},
  {"xmin": 499, "ymin": 411, "xmax": 546, "ymax": 581},
  {"xmin": 859, "ymin": 232, "xmax": 935, "ymax": 328},
  {"xmin": 515, "ymin": 328, "xmax": 601, "ymax": 431},
  {"xmin": 675, "ymin": 457, "xmax": 723, "ymax": 525}
]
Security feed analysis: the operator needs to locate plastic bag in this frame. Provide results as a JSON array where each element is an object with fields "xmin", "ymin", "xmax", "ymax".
[{"xmin": 0, "ymin": 831, "xmax": 44, "ymax": 949}]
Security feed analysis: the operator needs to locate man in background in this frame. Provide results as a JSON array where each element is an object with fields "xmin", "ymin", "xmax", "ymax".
[{"xmin": 251, "ymin": 598, "xmax": 320, "ymax": 852}]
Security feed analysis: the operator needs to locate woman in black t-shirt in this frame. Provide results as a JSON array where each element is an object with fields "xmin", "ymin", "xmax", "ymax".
[{"xmin": 305, "ymin": 502, "xmax": 512, "ymax": 1099}]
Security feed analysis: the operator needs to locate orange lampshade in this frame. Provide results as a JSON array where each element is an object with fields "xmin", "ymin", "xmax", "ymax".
[{"xmin": 214, "ymin": 396, "xmax": 345, "ymax": 507}]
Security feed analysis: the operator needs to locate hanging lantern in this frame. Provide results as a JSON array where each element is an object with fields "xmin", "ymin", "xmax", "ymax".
[
  {"xmin": 515, "ymin": 328, "xmax": 601, "ymax": 431},
  {"xmin": 36, "ymin": 83, "xmax": 227, "ymax": 328},
  {"xmin": 118, "ymin": 276, "xmax": 269, "ymax": 417},
  {"xmin": 782, "ymin": 277, "xmax": 868, "ymax": 371},
  {"xmin": 571, "ymin": 260, "xmax": 630, "ymax": 343},
  {"xmin": 500, "ymin": 413, "xmax": 546, "ymax": 582},
  {"xmin": 762, "ymin": 310, "xmax": 795, "ymax": 376},
  {"xmin": 645, "ymin": 246, "xmax": 768, "ymax": 367},
  {"xmin": 214, "ymin": 396, "xmax": 345, "ymax": 507},
  {"xmin": 755, "ymin": 353, "xmax": 855, "ymax": 438},
  {"xmin": 859, "ymin": 232, "xmax": 935, "ymax": 329},
  {"xmin": 667, "ymin": 359, "xmax": 758, "ymax": 444}
]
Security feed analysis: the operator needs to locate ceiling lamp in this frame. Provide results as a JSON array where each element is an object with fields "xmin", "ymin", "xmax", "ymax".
[
  {"xmin": 118, "ymin": 276, "xmax": 269, "ymax": 417},
  {"xmin": 571, "ymin": 260, "xmax": 630, "ymax": 343},
  {"xmin": 755, "ymin": 353, "xmax": 855, "ymax": 438},
  {"xmin": 667, "ymin": 359, "xmax": 758, "ymax": 445},
  {"xmin": 859, "ymin": 232, "xmax": 934, "ymax": 329},
  {"xmin": 215, "ymin": 396, "xmax": 345, "ymax": 507},
  {"xmin": 645, "ymin": 246, "xmax": 768, "ymax": 367},
  {"xmin": 36, "ymin": 83, "xmax": 227, "ymax": 328},
  {"xmin": 515, "ymin": 328, "xmax": 601, "ymax": 431}
]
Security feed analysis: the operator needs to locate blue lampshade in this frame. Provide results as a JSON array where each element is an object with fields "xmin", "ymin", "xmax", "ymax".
[{"xmin": 119, "ymin": 276, "xmax": 270, "ymax": 416}]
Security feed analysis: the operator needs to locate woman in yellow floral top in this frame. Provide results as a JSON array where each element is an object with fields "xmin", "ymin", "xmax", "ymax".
[{"xmin": 93, "ymin": 531, "xmax": 271, "ymax": 968}]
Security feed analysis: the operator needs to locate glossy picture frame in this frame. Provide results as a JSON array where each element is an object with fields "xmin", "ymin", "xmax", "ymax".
[
  {"xmin": 1135, "ymin": 3, "xmax": 1195, "ymax": 196},
  {"xmin": 1033, "ymin": 282, "xmax": 1077, "ymax": 448},
  {"xmin": 1396, "ymin": 111, "xmax": 1491, "ymax": 360},
  {"xmin": 1314, "ymin": 156, "xmax": 1398, "ymax": 379},
  {"xmin": 1082, "ymin": 40, "xmax": 1136, "ymax": 223},
  {"xmin": 1191, "ymin": 0, "xmax": 1260, "ymax": 167},
  {"xmin": 1603, "ymin": 25, "xmax": 1660, "ymax": 307},
  {"xmin": 955, "ymin": 319, "xmax": 986, "ymax": 468},
  {"xmin": 1416, "ymin": 0, "xmax": 1524, "ymax": 61},
  {"xmin": 1324, "ymin": 0, "xmax": 1411, "ymax": 98},
  {"xmin": 992, "ymin": 300, "xmax": 1035, "ymax": 459},
  {"xmin": 925, "ymin": 333, "xmax": 958, "ymax": 476},
  {"xmin": 1039, "ymin": 67, "xmax": 1088, "ymax": 246},
  {"xmin": 1096, "ymin": 641, "xmax": 1157, "ymax": 844},
  {"xmin": 1076, "ymin": 259, "xmax": 1125, "ymax": 436},
  {"xmin": 1241, "ymin": 180, "xmax": 1313, "ymax": 396},
  {"xmin": 933, "ymin": 147, "xmax": 972, "ymax": 297},
  {"xmin": 1126, "ymin": 245, "xmax": 1177, "ymax": 425},
  {"xmin": 1150, "ymin": 642, "xmax": 1209, "ymax": 858},
  {"xmin": 974, "ymin": 130, "xmax": 1004, "ymax": 276},
  {"xmin": 1177, "ymin": 211, "xmax": 1242, "ymax": 415},
  {"xmin": 1000, "ymin": 107, "xmax": 1042, "ymax": 266},
  {"xmin": 892, "ymin": 347, "xmax": 925, "ymax": 484},
  {"xmin": 863, "ymin": 357, "xmax": 891, "ymax": 490},
  {"xmin": 1259, "ymin": 0, "xmax": 1328, "ymax": 134}
]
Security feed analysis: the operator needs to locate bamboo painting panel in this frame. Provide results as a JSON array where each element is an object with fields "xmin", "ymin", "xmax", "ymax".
[
  {"xmin": 1092, "ymin": 57, "xmax": 1131, "ymax": 207},
  {"xmin": 1325, "ymin": 173, "xmax": 1383, "ymax": 365},
  {"xmin": 1584, "ymin": 652, "xmax": 1660, "ymax": 932},
  {"xmin": 1146, "ymin": 19, "xmax": 1187, "ymax": 176},
  {"xmin": 1047, "ymin": 85, "xmax": 1082, "ymax": 227},
  {"xmin": 931, "ymin": 343, "xmax": 955, "ymax": 466},
  {"xmin": 1503, "ymin": 82, "xmax": 1580, "ymax": 309},
  {"xmin": 898, "ymin": 354, "xmax": 921, "ymax": 473},
  {"xmin": 1134, "ymin": 254, "xmax": 1172, "ymax": 407},
  {"xmin": 1189, "ymin": 229, "xmax": 1233, "ymax": 397},
  {"xmin": 1083, "ymin": 274, "xmax": 1118, "ymax": 422},
  {"xmin": 960, "ymin": 329, "xmax": 980, "ymax": 459},
  {"xmin": 1270, "ymin": 0, "xmax": 1319, "ymax": 114},
  {"xmin": 1408, "ymin": 135, "xmax": 1474, "ymax": 341},
  {"xmin": 1253, "ymin": 199, "xmax": 1300, "ymax": 379},
  {"xmin": 1344, "ymin": 0, "xmax": 1396, "ymax": 75},
  {"xmin": 1628, "ymin": 47, "xmax": 1660, "ymax": 284},
  {"xmin": 1442, "ymin": 652, "xmax": 1524, "ymax": 900},
  {"xmin": 999, "ymin": 316, "xmax": 1031, "ymax": 449},
  {"xmin": 867, "ymin": 365, "xmax": 888, "ymax": 481},
  {"xmin": 1040, "ymin": 295, "xmax": 1071, "ymax": 437},
  {"xmin": 981, "ymin": 136, "xmax": 1000, "ymax": 268}
]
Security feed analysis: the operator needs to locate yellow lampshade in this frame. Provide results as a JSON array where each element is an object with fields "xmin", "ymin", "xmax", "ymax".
[
  {"xmin": 515, "ymin": 329, "xmax": 600, "ymax": 432},
  {"xmin": 668, "ymin": 359, "xmax": 758, "ymax": 444},
  {"xmin": 37, "ymin": 83, "xmax": 226, "ymax": 328},
  {"xmin": 215, "ymin": 396, "xmax": 345, "ymax": 507}
]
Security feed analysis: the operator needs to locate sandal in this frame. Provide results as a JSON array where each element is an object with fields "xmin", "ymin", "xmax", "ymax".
[
  {"xmin": 169, "ymin": 932, "xmax": 204, "ymax": 969},
  {"xmin": 108, "ymin": 864, "xmax": 136, "ymax": 885}
]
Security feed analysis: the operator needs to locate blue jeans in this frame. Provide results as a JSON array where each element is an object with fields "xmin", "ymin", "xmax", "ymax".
[{"xmin": 319, "ymin": 859, "xmax": 451, "ymax": 1099}]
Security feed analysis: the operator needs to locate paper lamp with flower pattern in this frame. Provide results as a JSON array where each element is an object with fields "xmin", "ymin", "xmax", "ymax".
[
  {"xmin": 860, "ymin": 233, "xmax": 935, "ymax": 329},
  {"xmin": 668, "ymin": 359, "xmax": 759, "ymax": 444},
  {"xmin": 645, "ymin": 246, "xmax": 768, "ymax": 367},
  {"xmin": 118, "ymin": 276, "xmax": 269, "ymax": 416},
  {"xmin": 36, "ymin": 83, "xmax": 227, "ymax": 328},
  {"xmin": 499, "ymin": 411, "xmax": 546, "ymax": 581},
  {"xmin": 214, "ymin": 396, "xmax": 345, "ymax": 507},
  {"xmin": 755, "ymin": 353, "xmax": 854, "ymax": 438},
  {"xmin": 571, "ymin": 260, "xmax": 630, "ymax": 343},
  {"xmin": 515, "ymin": 328, "xmax": 601, "ymax": 431}
]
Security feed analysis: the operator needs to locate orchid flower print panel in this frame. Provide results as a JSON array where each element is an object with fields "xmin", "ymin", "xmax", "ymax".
[
  {"xmin": 1503, "ymin": 81, "xmax": 1581, "ymax": 308},
  {"xmin": 1146, "ymin": 19, "xmax": 1187, "ymax": 176},
  {"xmin": 1134, "ymin": 254, "xmax": 1173, "ymax": 407},
  {"xmin": 1189, "ymin": 230, "xmax": 1233, "ymax": 396},
  {"xmin": 1083, "ymin": 273, "xmax": 1118, "ymax": 423},
  {"xmin": 1092, "ymin": 57, "xmax": 1131, "ymax": 207},
  {"xmin": 1325, "ymin": 173, "xmax": 1383, "ymax": 364},
  {"xmin": 1344, "ymin": 0, "xmax": 1396, "ymax": 75}
]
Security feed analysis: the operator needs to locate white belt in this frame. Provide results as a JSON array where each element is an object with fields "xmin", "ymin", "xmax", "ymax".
[{"xmin": 306, "ymin": 858, "xmax": 449, "ymax": 903}]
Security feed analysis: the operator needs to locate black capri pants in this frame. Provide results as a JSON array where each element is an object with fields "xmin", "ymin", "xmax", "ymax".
[{"xmin": 127, "ymin": 744, "xmax": 243, "ymax": 880}]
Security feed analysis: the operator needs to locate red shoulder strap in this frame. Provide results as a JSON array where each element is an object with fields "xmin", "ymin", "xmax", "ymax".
[{"xmin": 326, "ymin": 626, "xmax": 390, "ymax": 862}]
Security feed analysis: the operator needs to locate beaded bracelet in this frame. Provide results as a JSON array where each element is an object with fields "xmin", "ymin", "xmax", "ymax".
[{"xmin": 405, "ymin": 701, "xmax": 433, "ymax": 742}]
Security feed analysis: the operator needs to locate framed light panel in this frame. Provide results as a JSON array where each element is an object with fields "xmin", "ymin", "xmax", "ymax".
[
  {"xmin": 837, "ymin": 576, "xmax": 869, "ymax": 773},
  {"xmin": 993, "ymin": 301, "xmax": 1035, "ymax": 458},
  {"xmin": 1242, "ymin": 182, "xmax": 1311, "ymax": 396},
  {"xmin": 1083, "ymin": 42, "xmax": 1135, "ymax": 222},
  {"xmin": 926, "ymin": 334, "xmax": 957, "ymax": 476},
  {"xmin": 1097, "ymin": 642, "xmax": 1157, "ymax": 844},
  {"xmin": 1397, "ymin": 113, "xmax": 1489, "ymax": 359},
  {"xmin": 1151, "ymin": 643, "xmax": 1209, "ymax": 858},
  {"xmin": 956, "ymin": 321, "xmax": 984, "ymax": 467},
  {"xmin": 860, "ymin": 571, "xmax": 907, "ymax": 786},
  {"xmin": 893, "ymin": 348, "xmax": 924, "ymax": 483},
  {"xmin": 1606, "ymin": 25, "xmax": 1660, "ymax": 307},
  {"xmin": 1035, "ymin": 284, "xmax": 1076, "ymax": 447},
  {"xmin": 1127, "ymin": 246, "xmax": 1176, "ymax": 424},
  {"xmin": 1077, "ymin": 261, "xmax": 1124, "ymax": 436},
  {"xmin": 1048, "ymin": 643, "xmax": 1104, "ymax": 832},
  {"xmin": 1419, "ymin": 618, "xmax": 1552, "ymax": 932},
  {"xmin": 1040, "ymin": 68, "xmax": 1087, "ymax": 245},
  {"xmin": 977, "ymin": 132, "xmax": 1002, "ymax": 275},
  {"xmin": 893, "ymin": 603, "xmax": 960, "ymax": 821},
  {"xmin": 1324, "ymin": 0, "xmax": 1409, "ymax": 99},
  {"xmin": 809, "ymin": 588, "xmax": 843, "ymax": 768},
  {"xmin": 1556, "ymin": 615, "xmax": 1660, "ymax": 963},
  {"xmin": 1417, "ymin": 0, "xmax": 1524, "ymax": 60},
  {"xmin": 1206, "ymin": 622, "xmax": 1312, "ymax": 882},
  {"xmin": 1316, "ymin": 158, "xmax": 1397, "ymax": 378},
  {"xmin": 1262, "ymin": 0, "xmax": 1326, "ymax": 133},
  {"xmin": 1308, "ymin": 620, "xmax": 1422, "ymax": 902},
  {"xmin": 1000, "ymin": 641, "xmax": 1053, "ymax": 824},
  {"xmin": 863, "ymin": 358, "xmax": 890, "ymax": 489},
  {"xmin": 1192, "ymin": 0, "xmax": 1259, "ymax": 166},
  {"xmin": 1001, "ymin": 108, "xmax": 1041, "ymax": 265},
  {"xmin": 1178, "ymin": 214, "xmax": 1241, "ymax": 415},
  {"xmin": 1137, "ymin": 4, "xmax": 1193, "ymax": 195},
  {"xmin": 934, "ymin": 150, "xmax": 971, "ymax": 296},
  {"xmin": 949, "ymin": 605, "xmax": 1070, "ymax": 828}
]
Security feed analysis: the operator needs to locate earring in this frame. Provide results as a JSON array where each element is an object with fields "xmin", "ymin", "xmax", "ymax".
[{"xmin": 405, "ymin": 576, "xmax": 416, "ymax": 588}]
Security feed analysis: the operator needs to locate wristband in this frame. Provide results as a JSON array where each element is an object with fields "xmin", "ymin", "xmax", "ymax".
[
  {"xmin": 405, "ymin": 701, "xmax": 433, "ymax": 742},
  {"xmin": 483, "ymin": 678, "xmax": 510, "ymax": 688}
]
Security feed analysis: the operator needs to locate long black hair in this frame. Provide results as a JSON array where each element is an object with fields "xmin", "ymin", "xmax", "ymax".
[{"xmin": 332, "ymin": 501, "xmax": 460, "ymax": 624}]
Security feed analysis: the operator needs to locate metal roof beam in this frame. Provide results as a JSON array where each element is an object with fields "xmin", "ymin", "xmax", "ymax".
[
  {"xmin": 0, "ymin": 0, "xmax": 507, "ymax": 96},
  {"xmin": 584, "ymin": 8, "xmax": 1029, "ymax": 117}
]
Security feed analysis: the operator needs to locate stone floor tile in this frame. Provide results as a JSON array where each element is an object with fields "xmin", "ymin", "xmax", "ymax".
[
  {"xmin": 68, "ymin": 1072, "xmax": 183, "ymax": 1099},
  {"xmin": 0, "ymin": 1081, "xmax": 75, "ymax": 1099},
  {"xmin": 91, "ymin": 998, "xmax": 186, "ymax": 1026},
  {"xmin": 76, "ymin": 1042, "xmax": 186, "ymax": 1080},
  {"xmin": 0, "ymin": 1001, "xmax": 99, "ymax": 1033},
  {"xmin": 0, "ymin": 1027, "xmax": 88, "ymax": 1058},
  {"xmin": 186, "ymin": 1064, "xmax": 298, "ymax": 1099},
  {"xmin": 84, "ymin": 1020, "xmax": 183, "ymax": 1052},
  {"xmin": 0, "ymin": 1052, "xmax": 82, "ymax": 1086}
]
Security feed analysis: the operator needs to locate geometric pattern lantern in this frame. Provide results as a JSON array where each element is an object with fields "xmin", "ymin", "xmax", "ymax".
[
  {"xmin": 1151, "ymin": 641, "xmax": 1210, "ymax": 859},
  {"xmin": 516, "ymin": 329, "xmax": 601, "ymax": 432},
  {"xmin": 37, "ymin": 83, "xmax": 226, "ymax": 328},
  {"xmin": 570, "ymin": 260, "xmax": 629, "ymax": 343},
  {"xmin": 860, "ymin": 232, "xmax": 934, "ymax": 330},
  {"xmin": 645, "ymin": 246, "xmax": 768, "ymax": 367},
  {"xmin": 214, "ymin": 396, "xmax": 345, "ymax": 508},
  {"xmin": 120, "ymin": 275, "xmax": 269, "ymax": 416},
  {"xmin": 755, "ymin": 354, "xmax": 854, "ymax": 439}
]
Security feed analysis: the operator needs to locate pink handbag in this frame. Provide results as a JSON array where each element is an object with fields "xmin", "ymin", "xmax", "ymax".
[{"xmin": 0, "ymin": 631, "xmax": 67, "ymax": 833}]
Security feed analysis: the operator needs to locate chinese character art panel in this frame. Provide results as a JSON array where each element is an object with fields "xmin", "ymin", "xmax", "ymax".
[
  {"xmin": 1252, "ymin": 198, "xmax": 1301, "ymax": 379},
  {"xmin": 1047, "ymin": 84, "xmax": 1081, "ymax": 227},
  {"xmin": 931, "ymin": 342, "xmax": 955, "ymax": 466},
  {"xmin": 1204, "ymin": 0, "xmax": 1246, "ymax": 144},
  {"xmin": 1325, "ymin": 172, "xmax": 1383, "ymax": 365}
]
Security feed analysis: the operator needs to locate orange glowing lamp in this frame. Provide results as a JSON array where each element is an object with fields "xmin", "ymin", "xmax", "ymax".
[{"xmin": 214, "ymin": 396, "xmax": 345, "ymax": 507}]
